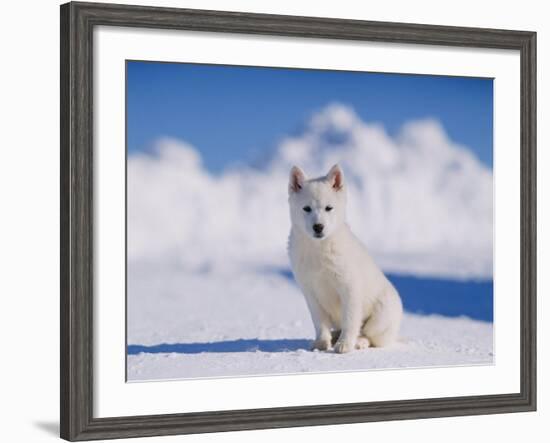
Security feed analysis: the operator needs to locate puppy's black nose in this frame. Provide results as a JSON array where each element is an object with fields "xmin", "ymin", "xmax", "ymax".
[{"xmin": 313, "ymin": 223, "xmax": 324, "ymax": 234}]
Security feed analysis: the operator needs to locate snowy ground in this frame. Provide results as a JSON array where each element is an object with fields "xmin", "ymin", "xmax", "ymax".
[{"xmin": 127, "ymin": 266, "xmax": 493, "ymax": 381}]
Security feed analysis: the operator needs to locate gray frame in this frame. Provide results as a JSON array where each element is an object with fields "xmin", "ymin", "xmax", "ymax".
[{"xmin": 60, "ymin": 1, "xmax": 537, "ymax": 441}]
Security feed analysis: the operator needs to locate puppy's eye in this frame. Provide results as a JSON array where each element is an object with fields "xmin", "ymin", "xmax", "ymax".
[
  {"xmin": 303, "ymin": 206, "xmax": 312, "ymax": 213},
  {"xmin": 325, "ymin": 206, "xmax": 333, "ymax": 212}
]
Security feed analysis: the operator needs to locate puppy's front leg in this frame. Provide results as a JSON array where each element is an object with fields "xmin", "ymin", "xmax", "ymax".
[
  {"xmin": 334, "ymin": 291, "xmax": 362, "ymax": 354},
  {"xmin": 303, "ymin": 291, "xmax": 333, "ymax": 351},
  {"xmin": 311, "ymin": 325, "xmax": 332, "ymax": 351}
]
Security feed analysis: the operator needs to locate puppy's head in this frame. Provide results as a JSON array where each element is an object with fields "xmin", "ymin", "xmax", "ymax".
[{"xmin": 288, "ymin": 164, "xmax": 347, "ymax": 240}]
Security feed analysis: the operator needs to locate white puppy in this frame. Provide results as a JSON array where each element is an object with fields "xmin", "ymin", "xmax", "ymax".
[{"xmin": 287, "ymin": 165, "xmax": 403, "ymax": 353}]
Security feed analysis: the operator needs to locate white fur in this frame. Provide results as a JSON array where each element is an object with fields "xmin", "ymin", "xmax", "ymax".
[{"xmin": 288, "ymin": 165, "xmax": 403, "ymax": 353}]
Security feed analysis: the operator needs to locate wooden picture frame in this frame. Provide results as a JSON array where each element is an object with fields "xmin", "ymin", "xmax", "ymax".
[{"xmin": 60, "ymin": 1, "xmax": 536, "ymax": 440}]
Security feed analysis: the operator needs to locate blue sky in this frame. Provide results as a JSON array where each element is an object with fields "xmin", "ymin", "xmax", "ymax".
[{"xmin": 127, "ymin": 61, "xmax": 493, "ymax": 172}]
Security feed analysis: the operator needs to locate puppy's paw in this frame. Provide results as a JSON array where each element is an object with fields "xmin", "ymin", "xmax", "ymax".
[
  {"xmin": 334, "ymin": 339, "xmax": 355, "ymax": 354},
  {"xmin": 310, "ymin": 337, "xmax": 331, "ymax": 351},
  {"xmin": 355, "ymin": 336, "xmax": 370, "ymax": 350}
]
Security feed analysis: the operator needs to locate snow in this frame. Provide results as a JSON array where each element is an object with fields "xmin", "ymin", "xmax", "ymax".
[{"xmin": 127, "ymin": 267, "xmax": 493, "ymax": 381}]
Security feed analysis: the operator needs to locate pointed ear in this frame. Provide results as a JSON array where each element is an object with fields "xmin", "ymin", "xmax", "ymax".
[
  {"xmin": 327, "ymin": 164, "xmax": 344, "ymax": 191},
  {"xmin": 289, "ymin": 166, "xmax": 307, "ymax": 193}
]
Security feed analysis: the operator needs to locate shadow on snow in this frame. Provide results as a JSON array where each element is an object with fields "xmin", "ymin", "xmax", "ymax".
[
  {"xmin": 128, "ymin": 338, "xmax": 311, "ymax": 355},
  {"xmin": 276, "ymin": 268, "xmax": 494, "ymax": 322}
]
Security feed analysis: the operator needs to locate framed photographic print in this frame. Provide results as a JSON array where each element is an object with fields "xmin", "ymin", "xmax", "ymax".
[{"xmin": 60, "ymin": 1, "xmax": 536, "ymax": 441}]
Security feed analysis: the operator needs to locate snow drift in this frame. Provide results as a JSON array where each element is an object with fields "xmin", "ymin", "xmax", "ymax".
[{"xmin": 128, "ymin": 103, "xmax": 492, "ymax": 279}]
